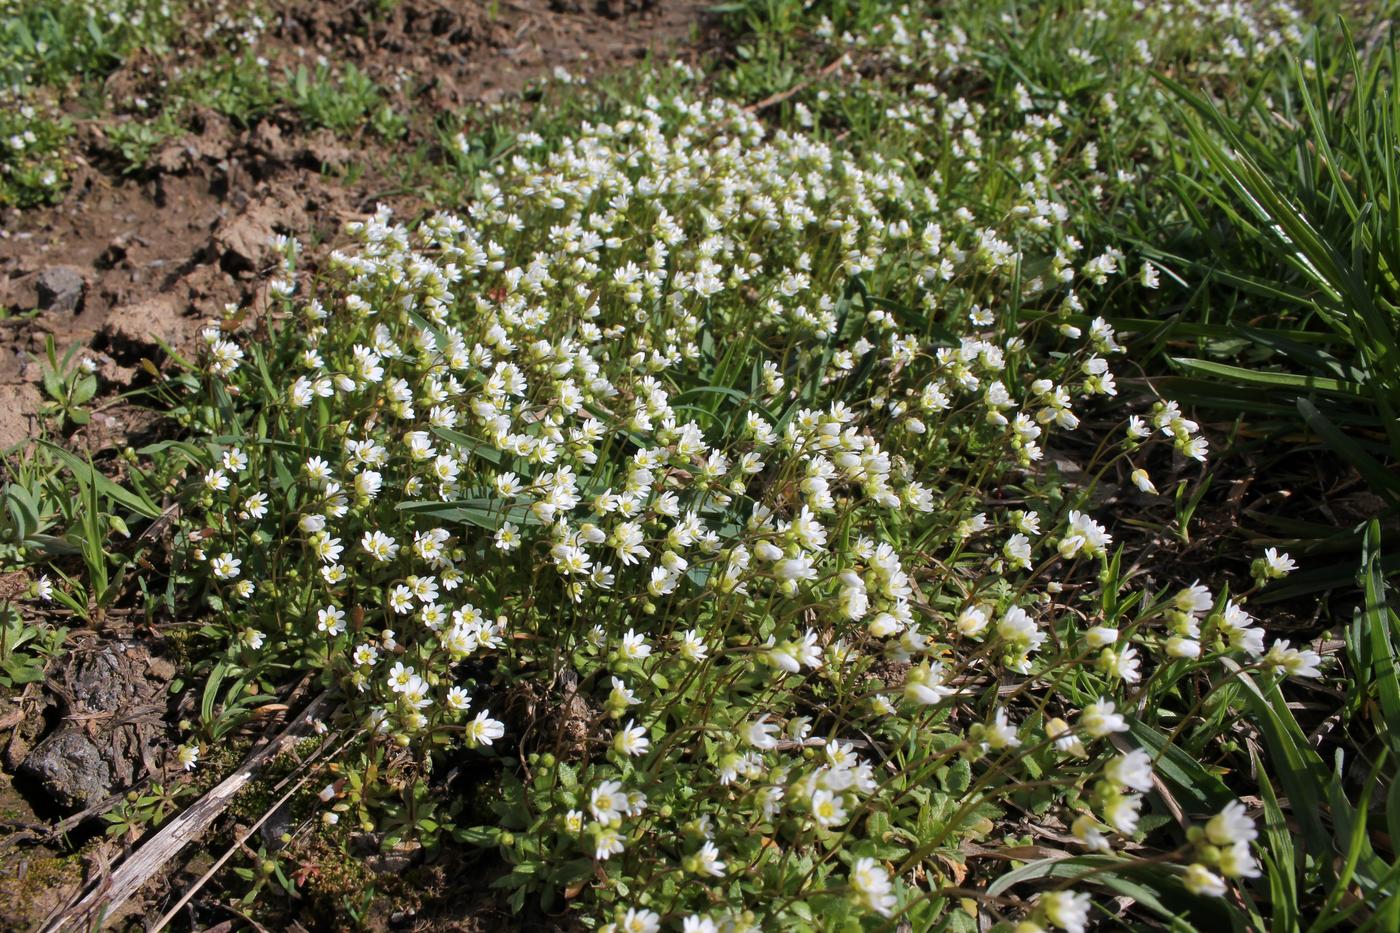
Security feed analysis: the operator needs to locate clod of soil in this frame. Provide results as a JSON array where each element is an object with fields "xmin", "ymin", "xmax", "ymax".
[
  {"xmin": 18, "ymin": 730, "xmax": 111, "ymax": 810},
  {"xmin": 18, "ymin": 642, "xmax": 173, "ymax": 810},
  {"xmin": 0, "ymin": 384, "xmax": 42, "ymax": 453}
]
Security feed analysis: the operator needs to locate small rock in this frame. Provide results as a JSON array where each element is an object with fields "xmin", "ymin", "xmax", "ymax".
[
  {"xmin": 3, "ymin": 729, "xmax": 31, "ymax": 772},
  {"xmin": 146, "ymin": 656, "xmax": 177, "ymax": 681},
  {"xmin": 90, "ymin": 351, "xmax": 135, "ymax": 387},
  {"xmin": 301, "ymin": 130, "xmax": 352, "ymax": 169},
  {"xmin": 364, "ymin": 840, "xmax": 424, "ymax": 874},
  {"xmin": 259, "ymin": 801, "xmax": 294, "ymax": 850},
  {"xmin": 19, "ymin": 729, "xmax": 113, "ymax": 809},
  {"xmin": 35, "ymin": 266, "xmax": 86, "ymax": 314},
  {"xmin": 70, "ymin": 643, "xmax": 144, "ymax": 714},
  {"xmin": 155, "ymin": 144, "xmax": 193, "ymax": 174}
]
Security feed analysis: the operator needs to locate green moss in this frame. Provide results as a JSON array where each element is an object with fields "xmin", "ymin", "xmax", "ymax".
[{"xmin": 0, "ymin": 850, "xmax": 86, "ymax": 933}]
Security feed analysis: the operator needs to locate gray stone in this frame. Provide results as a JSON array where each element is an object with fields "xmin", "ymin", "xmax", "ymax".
[
  {"xmin": 19, "ymin": 728, "xmax": 112, "ymax": 809},
  {"xmin": 35, "ymin": 266, "xmax": 85, "ymax": 314}
]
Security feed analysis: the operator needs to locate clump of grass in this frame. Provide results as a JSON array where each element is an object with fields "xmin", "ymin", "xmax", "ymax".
[
  {"xmin": 1157, "ymin": 26, "xmax": 1400, "ymax": 588},
  {"xmin": 284, "ymin": 62, "xmax": 404, "ymax": 139},
  {"xmin": 0, "ymin": 0, "xmax": 181, "ymax": 88}
]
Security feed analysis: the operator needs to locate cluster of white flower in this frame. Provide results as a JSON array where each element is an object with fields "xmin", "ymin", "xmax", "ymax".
[{"xmin": 175, "ymin": 0, "xmax": 1326, "ymax": 926}]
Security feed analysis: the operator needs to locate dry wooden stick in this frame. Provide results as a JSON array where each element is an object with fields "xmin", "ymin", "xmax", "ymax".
[
  {"xmin": 41, "ymin": 691, "xmax": 334, "ymax": 933},
  {"xmin": 743, "ymin": 57, "xmax": 847, "ymax": 114},
  {"xmin": 148, "ymin": 727, "xmax": 358, "ymax": 933}
]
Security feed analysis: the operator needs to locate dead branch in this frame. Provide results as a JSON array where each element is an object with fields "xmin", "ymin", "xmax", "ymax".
[{"xmin": 40, "ymin": 691, "xmax": 335, "ymax": 933}]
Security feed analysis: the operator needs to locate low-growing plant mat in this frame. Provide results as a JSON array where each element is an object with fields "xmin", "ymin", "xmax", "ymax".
[{"xmin": 2, "ymin": 0, "xmax": 1398, "ymax": 931}]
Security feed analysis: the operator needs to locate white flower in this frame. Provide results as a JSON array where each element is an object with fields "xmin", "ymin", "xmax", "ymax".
[
  {"xmin": 1175, "ymin": 581, "xmax": 1213, "ymax": 615},
  {"xmin": 590, "ymin": 779, "xmax": 627, "ymax": 825},
  {"xmin": 361, "ymin": 530, "xmax": 399, "ymax": 561},
  {"xmin": 1084, "ymin": 626, "xmax": 1118, "ymax": 648},
  {"xmin": 1071, "ymin": 813, "xmax": 1110, "ymax": 852},
  {"xmin": 692, "ymin": 840, "xmax": 726, "ymax": 878},
  {"xmin": 1139, "ymin": 261, "xmax": 1160, "ymax": 289},
  {"xmin": 1039, "ymin": 890, "xmax": 1091, "ymax": 933},
  {"xmin": 619, "ymin": 908, "xmax": 660, "ymax": 933},
  {"xmin": 677, "ymin": 629, "xmax": 709, "ymax": 662},
  {"xmin": 1104, "ymin": 792, "xmax": 1142, "ymax": 833},
  {"xmin": 982, "ymin": 707, "xmax": 1020, "ymax": 750},
  {"xmin": 957, "ymin": 604, "xmax": 991, "ymax": 638},
  {"xmin": 1079, "ymin": 698, "xmax": 1128, "ymax": 738},
  {"xmin": 1218, "ymin": 840, "xmax": 1261, "ymax": 879},
  {"xmin": 593, "ymin": 823, "xmax": 624, "ymax": 860},
  {"xmin": 810, "ymin": 788, "xmax": 847, "ymax": 828},
  {"xmin": 1184, "ymin": 863, "xmax": 1227, "ymax": 896},
  {"xmin": 388, "ymin": 585, "xmax": 414, "ymax": 614},
  {"xmin": 607, "ymin": 676, "xmax": 640, "ymax": 711},
  {"xmin": 1003, "ymin": 532, "xmax": 1032, "ymax": 569},
  {"xmin": 742, "ymin": 715, "xmax": 779, "ymax": 750},
  {"xmin": 1166, "ymin": 635, "xmax": 1202, "ymax": 659},
  {"xmin": 211, "ymin": 552, "xmax": 241, "ymax": 580},
  {"xmin": 619, "ymin": 629, "xmax": 651, "ymax": 660},
  {"xmin": 614, "ymin": 720, "xmax": 650, "ymax": 757},
  {"xmin": 1105, "ymin": 749, "xmax": 1154, "ymax": 792},
  {"xmin": 494, "ymin": 522, "xmax": 521, "ymax": 551},
  {"xmin": 466, "ymin": 711, "xmax": 505, "ymax": 746},
  {"xmin": 221, "ymin": 448, "xmax": 248, "ymax": 472},
  {"xmin": 1261, "ymin": 547, "xmax": 1297, "ymax": 578},
  {"xmin": 1263, "ymin": 639, "xmax": 1323, "ymax": 678},
  {"xmin": 177, "ymin": 744, "xmax": 199, "ymax": 771},
  {"xmin": 317, "ymin": 605, "xmax": 345, "ymax": 636},
  {"xmin": 850, "ymin": 857, "xmax": 896, "ymax": 916},
  {"xmin": 1206, "ymin": 800, "xmax": 1257, "ymax": 847},
  {"xmin": 240, "ymin": 492, "xmax": 268, "ymax": 521}
]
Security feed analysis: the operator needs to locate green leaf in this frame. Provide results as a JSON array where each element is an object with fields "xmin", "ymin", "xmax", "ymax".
[
  {"xmin": 1221, "ymin": 659, "xmax": 1355, "ymax": 871},
  {"xmin": 1127, "ymin": 718, "xmax": 1233, "ymax": 812},
  {"xmin": 1298, "ymin": 399, "xmax": 1400, "ymax": 501},
  {"xmin": 39, "ymin": 442, "xmax": 162, "ymax": 520},
  {"xmin": 454, "ymin": 825, "xmax": 500, "ymax": 846},
  {"xmin": 986, "ymin": 854, "xmax": 1236, "ymax": 931},
  {"xmin": 432, "ymin": 427, "xmax": 505, "ymax": 466},
  {"xmin": 1171, "ymin": 357, "xmax": 1361, "ymax": 398},
  {"xmin": 1360, "ymin": 521, "xmax": 1400, "ymax": 757}
]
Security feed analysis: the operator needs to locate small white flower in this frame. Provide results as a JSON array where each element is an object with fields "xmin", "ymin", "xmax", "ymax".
[
  {"xmin": 466, "ymin": 710, "xmax": 505, "ymax": 746},
  {"xmin": 211, "ymin": 552, "xmax": 241, "ymax": 580}
]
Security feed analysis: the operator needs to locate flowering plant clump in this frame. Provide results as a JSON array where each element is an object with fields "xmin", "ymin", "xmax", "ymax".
[
  {"xmin": 0, "ymin": 94, "xmax": 71, "ymax": 207},
  {"xmin": 133, "ymin": 1, "xmax": 1339, "ymax": 929}
]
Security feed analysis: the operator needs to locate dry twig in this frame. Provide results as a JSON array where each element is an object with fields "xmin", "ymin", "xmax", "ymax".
[{"xmin": 40, "ymin": 691, "xmax": 335, "ymax": 933}]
